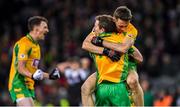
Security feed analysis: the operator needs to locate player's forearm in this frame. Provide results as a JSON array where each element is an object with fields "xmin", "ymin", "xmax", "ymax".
[
  {"xmin": 18, "ymin": 66, "xmax": 33, "ymax": 78},
  {"xmin": 17, "ymin": 60, "xmax": 33, "ymax": 78},
  {"xmin": 82, "ymin": 41, "xmax": 104, "ymax": 54},
  {"xmin": 130, "ymin": 47, "xmax": 143, "ymax": 63},
  {"xmin": 102, "ymin": 40, "xmax": 128, "ymax": 53},
  {"xmin": 102, "ymin": 36, "xmax": 134, "ymax": 53},
  {"xmin": 43, "ymin": 72, "xmax": 49, "ymax": 79}
]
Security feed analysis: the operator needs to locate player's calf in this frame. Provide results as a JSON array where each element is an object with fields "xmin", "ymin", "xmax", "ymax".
[
  {"xmin": 81, "ymin": 72, "xmax": 96, "ymax": 106},
  {"xmin": 127, "ymin": 70, "xmax": 144, "ymax": 106}
]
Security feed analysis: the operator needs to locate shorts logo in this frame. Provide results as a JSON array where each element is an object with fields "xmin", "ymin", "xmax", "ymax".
[
  {"xmin": 14, "ymin": 88, "xmax": 22, "ymax": 92},
  {"xmin": 20, "ymin": 54, "xmax": 26, "ymax": 58}
]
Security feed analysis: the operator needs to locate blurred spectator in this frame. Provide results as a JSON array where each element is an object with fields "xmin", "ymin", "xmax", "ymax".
[
  {"xmin": 80, "ymin": 57, "xmax": 92, "ymax": 75},
  {"xmin": 172, "ymin": 85, "xmax": 180, "ymax": 106},
  {"xmin": 57, "ymin": 56, "xmax": 88, "ymax": 106},
  {"xmin": 140, "ymin": 78, "xmax": 154, "ymax": 106},
  {"xmin": 153, "ymin": 89, "xmax": 173, "ymax": 106}
]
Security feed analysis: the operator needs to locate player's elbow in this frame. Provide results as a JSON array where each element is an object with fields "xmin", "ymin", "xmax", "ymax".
[
  {"xmin": 137, "ymin": 52, "xmax": 143, "ymax": 63},
  {"xmin": 82, "ymin": 41, "xmax": 88, "ymax": 50},
  {"xmin": 136, "ymin": 55, "xmax": 143, "ymax": 63},
  {"xmin": 82, "ymin": 43, "xmax": 86, "ymax": 50},
  {"xmin": 139, "ymin": 55, "xmax": 143, "ymax": 63}
]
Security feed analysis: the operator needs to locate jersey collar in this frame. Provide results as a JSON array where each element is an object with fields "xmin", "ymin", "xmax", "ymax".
[
  {"xmin": 98, "ymin": 32, "xmax": 112, "ymax": 38},
  {"xmin": 98, "ymin": 32, "xmax": 118, "ymax": 38},
  {"xmin": 26, "ymin": 34, "xmax": 38, "ymax": 45}
]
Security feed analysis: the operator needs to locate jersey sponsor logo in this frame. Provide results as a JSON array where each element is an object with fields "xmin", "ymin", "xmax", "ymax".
[
  {"xmin": 127, "ymin": 34, "xmax": 133, "ymax": 38},
  {"xmin": 32, "ymin": 59, "xmax": 40, "ymax": 68}
]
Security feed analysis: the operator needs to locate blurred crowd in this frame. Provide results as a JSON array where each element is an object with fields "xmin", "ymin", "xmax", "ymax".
[{"xmin": 0, "ymin": 0, "xmax": 180, "ymax": 106}]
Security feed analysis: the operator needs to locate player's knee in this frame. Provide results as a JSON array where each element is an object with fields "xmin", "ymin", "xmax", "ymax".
[
  {"xmin": 81, "ymin": 83, "xmax": 91, "ymax": 95},
  {"xmin": 127, "ymin": 76, "xmax": 139, "ymax": 89}
]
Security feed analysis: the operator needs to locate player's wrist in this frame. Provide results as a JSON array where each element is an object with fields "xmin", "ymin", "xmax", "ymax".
[
  {"xmin": 32, "ymin": 69, "xmax": 44, "ymax": 80},
  {"xmin": 49, "ymin": 68, "xmax": 60, "ymax": 80},
  {"xmin": 43, "ymin": 72, "xmax": 50, "ymax": 79},
  {"xmin": 91, "ymin": 36, "xmax": 103, "ymax": 46},
  {"xmin": 103, "ymin": 48, "xmax": 110, "ymax": 56},
  {"xmin": 31, "ymin": 73, "xmax": 33, "ymax": 79}
]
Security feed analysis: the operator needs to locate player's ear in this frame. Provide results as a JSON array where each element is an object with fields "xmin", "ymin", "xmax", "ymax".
[
  {"xmin": 101, "ymin": 28, "xmax": 105, "ymax": 33},
  {"xmin": 113, "ymin": 17, "xmax": 117, "ymax": 22}
]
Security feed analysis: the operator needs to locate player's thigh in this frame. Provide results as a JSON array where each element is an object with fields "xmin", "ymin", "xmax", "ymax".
[
  {"xmin": 16, "ymin": 97, "xmax": 34, "ymax": 106},
  {"xmin": 95, "ymin": 83, "xmax": 110, "ymax": 106},
  {"xmin": 95, "ymin": 82, "xmax": 130, "ymax": 106},
  {"xmin": 9, "ymin": 83, "xmax": 35, "ymax": 103},
  {"xmin": 82, "ymin": 72, "xmax": 97, "ymax": 93}
]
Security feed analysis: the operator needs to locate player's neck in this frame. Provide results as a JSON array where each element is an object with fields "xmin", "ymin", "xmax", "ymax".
[
  {"xmin": 29, "ymin": 31, "xmax": 38, "ymax": 41},
  {"xmin": 118, "ymin": 30, "xmax": 123, "ymax": 33}
]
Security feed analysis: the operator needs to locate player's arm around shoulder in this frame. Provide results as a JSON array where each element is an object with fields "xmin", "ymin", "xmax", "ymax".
[
  {"xmin": 102, "ymin": 24, "xmax": 138, "ymax": 53},
  {"xmin": 102, "ymin": 35, "xmax": 134, "ymax": 54},
  {"xmin": 82, "ymin": 32, "xmax": 104, "ymax": 54},
  {"xmin": 119, "ymin": 25, "xmax": 138, "ymax": 53},
  {"xmin": 127, "ymin": 25, "xmax": 142, "ymax": 63},
  {"xmin": 123, "ymin": 23, "xmax": 138, "ymax": 50}
]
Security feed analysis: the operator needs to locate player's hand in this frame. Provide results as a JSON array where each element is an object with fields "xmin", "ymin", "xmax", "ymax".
[
  {"xmin": 32, "ymin": 69, "xmax": 44, "ymax": 80},
  {"xmin": 49, "ymin": 68, "xmax": 60, "ymax": 80},
  {"xmin": 103, "ymin": 48, "xmax": 120, "ymax": 62},
  {"xmin": 91, "ymin": 36, "xmax": 103, "ymax": 46}
]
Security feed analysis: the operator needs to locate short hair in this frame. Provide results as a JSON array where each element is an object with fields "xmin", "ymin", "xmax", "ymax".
[
  {"xmin": 113, "ymin": 6, "xmax": 132, "ymax": 21},
  {"xmin": 95, "ymin": 15, "xmax": 118, "ymax": 33},
  {"xmin": 28, "ymin": 16, "xmax": 48, "ymax": 31}
]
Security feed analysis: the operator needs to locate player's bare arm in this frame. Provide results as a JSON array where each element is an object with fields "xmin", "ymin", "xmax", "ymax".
[
  {"xmin": 43, "ymin": 72, "xmax": 50, "ymax": 79},
  {"xmin": 81, "ymin": 72, "xmax": 96, "ymax": 106},
  {"xmin": 18, "ymin": 60, "xmax": 34, "ymax": 78},
  {"xmin": 130, "ymin": 46, "xmax": 143, "ymax": 63},
  {"xmin": 102, "ymin": 36, "xmax": 134, "ymax": 53},
  {"xmin": 82, "ymin": 32, "xmax": 104, "ymax": 54},
  {"xmin": 18, "ymin": 60, "xmax": 50, "ymax": 79}
]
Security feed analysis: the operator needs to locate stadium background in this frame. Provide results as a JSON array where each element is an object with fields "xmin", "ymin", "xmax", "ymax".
[{"xmin": 0, "ymin": 0, "xmax": 179, "ymax": 106}]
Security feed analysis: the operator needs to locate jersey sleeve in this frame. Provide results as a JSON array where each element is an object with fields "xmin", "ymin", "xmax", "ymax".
[
  {"xmin": 16, "ymin": 42, "xmax": 30, "ymax": 61},
  {"xmin": 126, "ymin": 23, "xmax": 138, "ymax": 41}
]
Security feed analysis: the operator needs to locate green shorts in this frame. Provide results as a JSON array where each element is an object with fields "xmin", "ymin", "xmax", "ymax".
[
  {"xmin": 9, "ymin": 83, "xmax": 35, "ymax": 103},
  {"xmin": 95, "ymin": 81, "xmax": 131, "ymax": 106}
]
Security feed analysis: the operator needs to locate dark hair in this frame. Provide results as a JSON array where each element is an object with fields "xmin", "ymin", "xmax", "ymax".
[
  {"xmin": 113, "ymin": 6, "xmax": 132, "ymax": 21},
  {"xmin": 28, "ymin": 16, "xmax": 48, "ymax": 31},
  {"xmin": 95, "ymin": 15, "xmax": 118, "ymax": 33}
]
